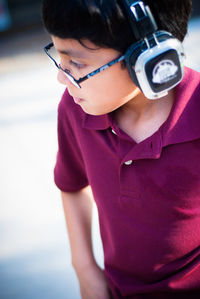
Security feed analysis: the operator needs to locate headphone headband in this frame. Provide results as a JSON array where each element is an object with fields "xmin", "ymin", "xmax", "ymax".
[{"xmin": 123, "ymin": 0, "xmax": 157, "ymax": 40}]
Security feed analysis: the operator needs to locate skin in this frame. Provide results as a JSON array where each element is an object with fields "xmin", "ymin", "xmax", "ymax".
[{"xmin": 52, "ymin": 36, "xmax": 174, "ymax": 143}]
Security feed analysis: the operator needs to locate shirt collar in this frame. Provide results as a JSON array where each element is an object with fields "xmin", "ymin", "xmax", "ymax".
[{"xmin": 82, "ymin": 111, "xmax": 112, "ymax": 130}]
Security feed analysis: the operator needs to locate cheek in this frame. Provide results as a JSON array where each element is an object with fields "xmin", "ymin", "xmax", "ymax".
[
  {"xmin": 88, "ymin": 69, "xmax": 136, "ymax": 103},
  {"xmin": 79, "ymin": 68, "xmax": 140, "ymax": 115},
  {"xmin": 81, "ymin": 83, "xmax": 136, "ymax": 116}
]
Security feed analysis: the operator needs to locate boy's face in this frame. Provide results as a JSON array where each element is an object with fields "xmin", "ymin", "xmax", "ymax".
[{"xmin": 52, "ymin": 36, "xmax": 142, "ymax": 115}]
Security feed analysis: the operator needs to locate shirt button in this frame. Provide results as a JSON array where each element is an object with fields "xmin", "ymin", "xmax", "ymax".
[
  {"xmin": 111, "ymin": 129, "xmax": 117, "ymax": 135},
  {"xmin": 124, "ymin": 160, "xmax": 133, "ymax": 165}
]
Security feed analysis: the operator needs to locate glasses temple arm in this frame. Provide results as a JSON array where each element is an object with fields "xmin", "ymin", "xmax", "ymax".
[{"xmin": 77, "ymin": 55, "xmax": 125, "ymax": 84}]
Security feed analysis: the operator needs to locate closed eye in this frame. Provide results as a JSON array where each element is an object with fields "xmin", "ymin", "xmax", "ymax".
[{"xmin": 69, "ymin": 60, "xmax": 86, "ymax": 69}]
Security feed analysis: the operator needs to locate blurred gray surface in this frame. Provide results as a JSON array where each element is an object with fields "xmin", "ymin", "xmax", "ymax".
[{"xmin": 0, "ymin": 18, "xmax": 199, "ymax": 299}]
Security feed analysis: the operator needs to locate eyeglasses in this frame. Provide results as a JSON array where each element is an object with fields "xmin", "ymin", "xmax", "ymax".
[{"xmin": 44, "ymin": 42, "xmax": 125, "ymax": 88}]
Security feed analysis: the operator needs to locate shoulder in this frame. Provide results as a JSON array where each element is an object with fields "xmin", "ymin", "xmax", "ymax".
[
  {"xmin": 184, "ymin": 67, "xmax": 200, "ymax": 108},
  {"xmin": 184, "ymin": 66, "xmax": 200, "ymax": 82},
  {"xmin": 179, "ymin": 67, "xmax": 200, "ymax": 99},
  {"xmin": 174, "ymin": 67, "xmax": 200, "ymax": 113},
  {"xmin": 163, "ymin": 67, "xmax": 200, "ymax": 145}
]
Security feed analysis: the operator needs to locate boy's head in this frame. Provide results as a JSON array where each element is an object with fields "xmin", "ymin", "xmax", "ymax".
[
  {"xmin": 42, "ymin": 0, "xmax": 192, "ymax": 53},
  {"xmin": 42, "ymin": 0, "xmax": 192, "ymax": 116}
]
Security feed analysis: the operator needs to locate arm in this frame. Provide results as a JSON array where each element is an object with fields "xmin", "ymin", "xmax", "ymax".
[
  {"xmin": 61, "ymin": 186, "xmax": 112, "ymax": 299},
  {"xmin": 61, "ymin": 186, "xmax": 94, "ymax": 270}
]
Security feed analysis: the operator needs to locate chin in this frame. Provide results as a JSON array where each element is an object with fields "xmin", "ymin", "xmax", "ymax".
[
  {"xmin": 82, "ymin": 108, "xmax": 106, "ymax": 116},
  {"xmin": 79, "ymin": 104, "xmax": 109, "ymax": 116}
]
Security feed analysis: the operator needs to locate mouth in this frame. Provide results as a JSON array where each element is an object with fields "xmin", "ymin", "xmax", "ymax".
[{"xmin": 73, "ymin": 97, "xmax": 84, "ymax": 104}]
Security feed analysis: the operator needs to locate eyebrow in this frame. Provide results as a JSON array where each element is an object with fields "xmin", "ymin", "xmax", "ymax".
[{"xmin": 57, "ymin": 49, "xmax": 89, "ymax": 59}]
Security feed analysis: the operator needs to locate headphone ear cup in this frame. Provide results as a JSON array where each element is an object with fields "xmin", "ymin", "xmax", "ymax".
[
  {"xmin": 124, "ymin": 31, "xmax": 184, "ymax": 99},
  {"xmin": 124, "ymin": 31, "xmax": 173, "ymax": 89}
]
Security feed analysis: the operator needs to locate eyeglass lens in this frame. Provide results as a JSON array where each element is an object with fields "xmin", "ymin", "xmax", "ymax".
[
  {"xmin": 48, "ymin": 45, "xmax": 80, "ymax": 88},
  {"xmin": 48, "ymin": 45, "xmax": 60, "ymax": 63}
]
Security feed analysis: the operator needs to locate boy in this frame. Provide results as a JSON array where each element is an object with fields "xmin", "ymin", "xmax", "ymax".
[{"xmin": 42, "ymin": 0, "xmax": 200, "ymax": 298}]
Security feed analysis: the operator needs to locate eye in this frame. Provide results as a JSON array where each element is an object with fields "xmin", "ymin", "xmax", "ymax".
[{"xmin": 69, "ymin": 60, "xmax": 86, "ymax": 69}]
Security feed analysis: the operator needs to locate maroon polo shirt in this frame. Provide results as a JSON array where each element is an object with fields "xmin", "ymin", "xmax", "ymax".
[{"xmin": 54, "ymin": 67, "xmax": 200, "ymax": 298}]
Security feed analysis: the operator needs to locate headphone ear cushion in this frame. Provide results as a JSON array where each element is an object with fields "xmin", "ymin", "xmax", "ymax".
[{"xmin": 125, "ymin": 40, "xmax": 145, "ymax": 88}]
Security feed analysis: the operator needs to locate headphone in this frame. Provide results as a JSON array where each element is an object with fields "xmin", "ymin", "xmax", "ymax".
[{"xmin": 122, "ymin": 0, "xmax": 185, "ymax": 99}]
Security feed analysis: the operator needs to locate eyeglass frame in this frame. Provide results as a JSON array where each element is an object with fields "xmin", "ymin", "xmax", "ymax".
[{"xmin": 44, "ymin": 42, "xmax": 125, "ymax": 88}]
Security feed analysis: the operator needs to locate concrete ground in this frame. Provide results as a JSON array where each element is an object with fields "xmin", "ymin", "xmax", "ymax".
[
  {"xmin": 0, "ymin": 18, "xmax": 199, "ymax": 299},
  {"xmin": 0, "ymin": 27, "xmax": 103, "ymax": 299}
]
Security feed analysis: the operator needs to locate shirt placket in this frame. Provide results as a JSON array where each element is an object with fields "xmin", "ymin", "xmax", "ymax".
[{"xmin": 117, "ymin": 132, "xmax": 163, "ymax": 198}]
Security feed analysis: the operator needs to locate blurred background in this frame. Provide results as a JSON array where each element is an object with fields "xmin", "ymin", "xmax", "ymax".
[{"xmin": 0, "ymin": 1, "xmax": 200, "ymax": 299}]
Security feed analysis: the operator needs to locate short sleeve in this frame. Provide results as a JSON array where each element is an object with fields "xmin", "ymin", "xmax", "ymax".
[{"xmin": 54, "ymin": 100, "xmax": 89, "ymax": 192}]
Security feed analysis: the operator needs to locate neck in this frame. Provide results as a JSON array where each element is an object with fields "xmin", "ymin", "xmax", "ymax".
[
  {"xmin": 119, "ymin": 89, "xmax": 174, "ymax": 121},
  {"xmin": 115, "ymin": 89, "xmax": 175, "ymax": 143}
]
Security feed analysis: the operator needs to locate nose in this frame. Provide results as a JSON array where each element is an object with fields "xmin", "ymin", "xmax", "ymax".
[
  {"xmin": 57, "ymin": 69, "xmax": 71, "ymax": 86},
  {"xmin": 57, "ymin": 70, "xmax": 79, "ymax": 98}
]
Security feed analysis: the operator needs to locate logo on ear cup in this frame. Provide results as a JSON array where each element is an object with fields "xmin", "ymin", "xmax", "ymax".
[{"xmin": 152, "ymin": 60, "xmax": 178, "ymax": 84}]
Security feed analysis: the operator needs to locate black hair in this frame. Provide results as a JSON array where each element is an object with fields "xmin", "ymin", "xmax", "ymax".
[{"xmin": 42, "ymin": 0, "xmax": 192, "ymax": 53}]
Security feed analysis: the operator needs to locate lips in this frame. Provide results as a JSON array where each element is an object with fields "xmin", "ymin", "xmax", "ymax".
[{"xmin": 73, "ymin": 97, "xmax": 83, "ymax": 104}]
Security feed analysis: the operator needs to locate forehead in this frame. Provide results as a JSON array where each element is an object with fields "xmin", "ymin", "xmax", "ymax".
[{"xmin": 51, "ymin": 36, "xmax": 120, "ymax": 60}]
